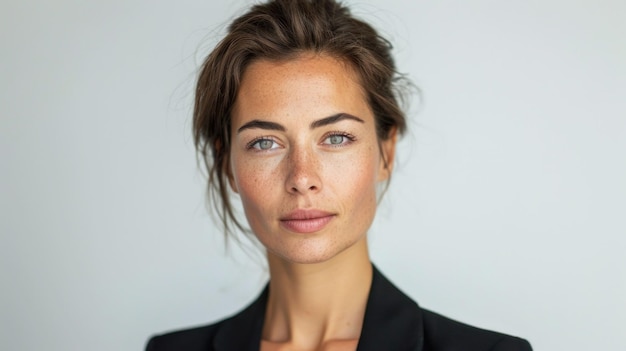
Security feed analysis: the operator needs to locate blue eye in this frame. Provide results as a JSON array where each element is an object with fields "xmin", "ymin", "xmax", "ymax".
[
  {"xmin": 328, "ymin": 135, "xmax": 344, "ymax": 145},
  {"xmin": 249, "ymin": 138, "xmax": 278, "ymax": 150},
  {"xmin": 323, "ymin": 132, "xmax": 355, "ymax": 146}
]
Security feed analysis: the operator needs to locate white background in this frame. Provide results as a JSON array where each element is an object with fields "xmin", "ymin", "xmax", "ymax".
[{"xmin": 2, "ymin": 0, "xmax": 624, "ymax": 350}]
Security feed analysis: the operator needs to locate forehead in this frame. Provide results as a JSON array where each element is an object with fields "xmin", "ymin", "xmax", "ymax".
[{"xmin": 232, "ymin": 54, "xmax": 372, "ymax": 123}]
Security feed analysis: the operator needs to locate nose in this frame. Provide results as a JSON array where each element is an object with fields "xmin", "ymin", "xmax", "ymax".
[{"xmin": 285, "ymin": 145, "xmax": 322, "ymax": 195}]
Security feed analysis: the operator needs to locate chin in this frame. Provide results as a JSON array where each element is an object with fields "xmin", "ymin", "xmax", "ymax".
[
  {"xmin": 265, "ymin": 237, "xmax": 360, "ymax": 265},
  {"xmin": 278, "ymin": 256, "xmax": 329, "ymax": 265},
  {"xmin": 267, "ymin": 246, "xmax": 334, "ymax": 264}
]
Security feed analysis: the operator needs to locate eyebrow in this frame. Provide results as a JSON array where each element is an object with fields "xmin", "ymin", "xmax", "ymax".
[
  {"xmin": 236, "ymin": 120, "xmax": 285, "ymax": 133},
  {"xmin": 310, "ymin": 113, "xmax": 364, "ymax": 129},
  {"xmin": 236, "ymin": 113, "xmax": 364, "ymax": 133}
]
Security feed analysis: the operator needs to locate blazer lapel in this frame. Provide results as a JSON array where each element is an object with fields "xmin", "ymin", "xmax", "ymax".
[
  {"xmin": 212, "ymin": 265, "xmax": 424, "ymax": 351},
  {"xmin": 356, "ymin": 266, "xmax": 424, "ymax": 351},
  {"xmin": 213, "ymin": 286, "xmax": 268, "ymax": 351}
]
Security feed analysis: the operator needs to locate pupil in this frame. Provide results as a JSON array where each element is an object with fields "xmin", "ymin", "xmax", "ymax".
[{"xmin": 330, "ymin": 135, "xmax": 343, "ymax": 144}]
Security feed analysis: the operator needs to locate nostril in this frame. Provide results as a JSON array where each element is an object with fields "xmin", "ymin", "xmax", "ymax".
[{"xmin": 289, "ymin": 184, "xmax": 318, "ymax": 193}]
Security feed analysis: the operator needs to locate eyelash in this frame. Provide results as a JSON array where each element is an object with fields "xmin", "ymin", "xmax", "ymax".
[
  {"xmin": 322, "ymin": 131, "xmax": 356, "ymax": 147},
  {"xmin": 246, "ymin": 136, "xmax": 279, "ymax": 150},
  {"xmin": 245, "ymin": 131, "xmax": 357, "ymax": 151}
]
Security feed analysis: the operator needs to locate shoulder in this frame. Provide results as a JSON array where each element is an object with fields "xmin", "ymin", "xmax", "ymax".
[
  {"xmin": 145, "ymin": 320, "xmax": 223, "ymax": 351},
  {"xmin": 363, "ymin": 266, "xmax": 532, "ymax": 351},
  {"xmin": 145, "ymin": 286, "xmax": 268, "ymax": 351},
  {"xmin": 421, "ymin": 309, "xmax": 532, "ymax": 351}
]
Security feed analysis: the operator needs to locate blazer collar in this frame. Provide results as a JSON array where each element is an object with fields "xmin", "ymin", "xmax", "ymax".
[{"xmin": 213, "ymin": 265, "xmax": 424, "ymax": 351}]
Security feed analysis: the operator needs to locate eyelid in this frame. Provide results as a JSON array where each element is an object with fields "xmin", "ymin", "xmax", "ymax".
[
  {"xmin": 320, "ymin": 130, "xmax": 357, "ymax": 146},
  {"xmin": 246, "ymin": 136, "xmax": 281, "ymax": 150}
]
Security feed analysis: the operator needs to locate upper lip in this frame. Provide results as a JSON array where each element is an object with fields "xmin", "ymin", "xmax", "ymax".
[{"xmin": 280, "ymin": 209, "xmax": 335, "ymax": 221}]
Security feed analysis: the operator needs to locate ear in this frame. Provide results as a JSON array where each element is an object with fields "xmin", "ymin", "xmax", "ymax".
[
  {"xmin": 216, "ymin": 146, "xmax": 239, "ymax": 193},
  {"xmin": 217, "ymin": 139, "xmax": 238, "ymax": 194},
  {"xmin": 226, "ymin": 156, "xmax": 239, "ymax": 193},
  {"xmin": 377, "ymin": 127, "xmax": 397, "ymax": 181},
  {"xmin": 228, "ymin": 174, "xmax": 239, "ymax": 193}
]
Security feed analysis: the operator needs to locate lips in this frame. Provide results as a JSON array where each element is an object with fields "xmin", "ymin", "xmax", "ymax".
[{"xmin": 280, "ymin": 209, "xmax": 336, "ymax": 233}]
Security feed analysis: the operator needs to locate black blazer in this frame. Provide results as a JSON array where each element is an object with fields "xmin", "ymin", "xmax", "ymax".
[{"xmin": 146, "ymin": 266, "xmax": 532, "ymax": 351}]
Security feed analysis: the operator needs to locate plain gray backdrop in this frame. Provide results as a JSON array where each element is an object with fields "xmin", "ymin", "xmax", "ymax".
[{"xmin": 2, "ymin": 0, "xmax": 625, "ymax": 350}]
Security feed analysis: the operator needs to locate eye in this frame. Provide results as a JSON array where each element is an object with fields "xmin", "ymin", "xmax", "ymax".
[
  {"xmin": 248, "ymin": 137, "xmax": 280, "ymax": 151},
  {"xmin": 328, "ymin": 135, "xmax": 344, "ymax": 145},
  {"xmin": 321, "ymin": 132, "xmax": 356, "ymax": 146}
]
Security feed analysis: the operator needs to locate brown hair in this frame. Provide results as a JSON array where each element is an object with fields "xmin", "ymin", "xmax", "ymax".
[{"xmin": 193, "ymin": 0, "xmax": 411, "ymax": 241}]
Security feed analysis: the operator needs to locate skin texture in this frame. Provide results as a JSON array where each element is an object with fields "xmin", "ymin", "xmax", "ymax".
[
  {"xmin": 228, "ymin": 53, "xmax": 396, "ymax": 350},
  {"xmin": 229, "ymin": 54, "xmax": 395, "ymax": 264}
]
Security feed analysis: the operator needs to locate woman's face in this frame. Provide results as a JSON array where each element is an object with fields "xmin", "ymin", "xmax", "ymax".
[{"xmin": 229, "ymin": 54, "xmax": 395, "ymax": 264}]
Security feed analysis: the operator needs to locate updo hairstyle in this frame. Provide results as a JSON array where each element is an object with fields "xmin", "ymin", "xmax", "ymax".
[{"xmin": 193, "ymin": 0, "xmax": 410, "ymax": 240}]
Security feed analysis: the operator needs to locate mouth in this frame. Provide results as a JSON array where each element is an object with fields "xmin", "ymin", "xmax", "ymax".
[{"xmin": 280, "ymin": 209, "xmax": 336, "ymax": 234}]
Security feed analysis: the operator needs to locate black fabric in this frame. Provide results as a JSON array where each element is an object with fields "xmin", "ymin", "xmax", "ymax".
[{"xmin": 146, "ymin": 265, "xmax": 532, "ymax": 351}]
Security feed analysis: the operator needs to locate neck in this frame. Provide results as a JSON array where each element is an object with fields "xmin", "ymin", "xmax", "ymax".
[{"xmin": 262, "ymin": 237, "xmax": 372, "ymax": 349}]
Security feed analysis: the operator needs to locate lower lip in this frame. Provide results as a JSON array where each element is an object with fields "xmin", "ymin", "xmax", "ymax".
[{"xmin": 280, "ymin": 215, "xmax": 335, "ymax": 234}]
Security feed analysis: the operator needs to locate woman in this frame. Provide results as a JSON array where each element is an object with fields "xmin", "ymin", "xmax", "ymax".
[{"xmin": 147, "ymin": 0, "xmax": 532, "ymax": 350}]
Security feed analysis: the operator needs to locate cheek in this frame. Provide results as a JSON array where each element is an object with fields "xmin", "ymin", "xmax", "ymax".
[
  {"xmin": 231, "ymin": 157, "xmax": 281, "ymax": 213},
  {"xmin": 327, "ymin": 147, "xmax": 380, "ymax": 202}
]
